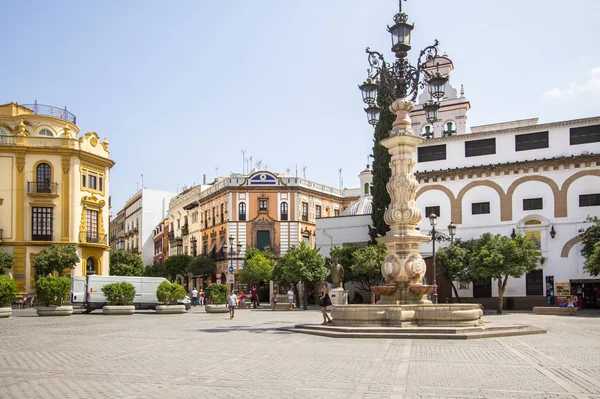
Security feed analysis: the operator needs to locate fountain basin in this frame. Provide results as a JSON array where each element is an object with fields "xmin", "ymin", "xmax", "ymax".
[
  {"xmin": 331, "ymin": 303, "xmax": 483, "ymax": 327},
  {"xmin": 372, "ymin": 285, "xmax": 397, "ymax": 296},
  {"xmin": 408, "ymin": 283, "xmax": 437, "ymax": 296}
]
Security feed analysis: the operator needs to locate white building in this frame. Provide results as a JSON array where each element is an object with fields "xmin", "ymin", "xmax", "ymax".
[
  {"xmin": 316, "ymin": 55, "xmax": 600, "ymax": 309},
  {"xmin": 111, "ymin": 188, "xmax": 176, "ymax": 266}
]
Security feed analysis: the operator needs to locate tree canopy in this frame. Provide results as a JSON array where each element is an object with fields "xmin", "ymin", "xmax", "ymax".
[
  {"xmin": 328, "ymin": 245, "xmax": 360, "ymax": 285},
  {"xmin": 239, "ymin": 251, "xmax": 274, "ymax": 285},
  {"xmin": 33, "ymin": 244, "xmax": 79, "ymax": 276},
  {"xmin": 188, "ymin": 255, "xmax": 217, "ymax": 278},
  {"xmin": 109, "ymin": 250, "xmax": 145, "ymax": 276},
  {"xmin": 436, "ymin": 239, "xmax": 476, "ymax": 302},
  {"xmin": 349, "ymin": 244, "xmax": 386, "ymax": 292},
  {"xmin": 0, "ymin": 249, "xmax": 14, "ymax": 275},
  {"xmin": 581, "ymin": 216, "xmax": 600, "ymax": 276},
  {"xmin": 163, "ymin": 254, "xmax": 193, "ymax": 281}
]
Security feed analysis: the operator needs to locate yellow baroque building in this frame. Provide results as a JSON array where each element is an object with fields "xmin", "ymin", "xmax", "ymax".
[{"xmin": 0, "ymin": 102, "xmax": 114, "ymax": 294}]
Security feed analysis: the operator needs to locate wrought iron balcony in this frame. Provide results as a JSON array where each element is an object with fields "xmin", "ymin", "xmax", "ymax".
[
  {"xmin": 181, "ymin": 224, "xmax": 189, "ymax": 235},
  {"xmin": 79, "ymin": 232, "xmax": 107, "ymax": 245},
  {"xmin": 168, "ymin": 231, "xmax": 175, "ymax": 241},
  {"xmin": 27, "ymin": 181, "xmax": 59, "ymax": 195},
  {"xmin": 21, "ymin": 101, "xmax": 76, "ymax": 124}
]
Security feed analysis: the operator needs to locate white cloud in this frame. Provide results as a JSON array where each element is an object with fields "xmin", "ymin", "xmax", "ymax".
[
  {"xmin": 543, "ymin": 67, "xmax": 600, "ymax": 100},
  {"xmin": 543, "ymin": 88, "xmax": 562, "ymax": 99}
]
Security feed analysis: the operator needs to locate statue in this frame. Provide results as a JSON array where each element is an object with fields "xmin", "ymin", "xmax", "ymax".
[{"xmin": 331, "ymin": 263, "xmax": 345, "ymax": 289}]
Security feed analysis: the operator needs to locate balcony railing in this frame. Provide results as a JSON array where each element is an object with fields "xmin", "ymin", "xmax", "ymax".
[
  {"xmin": 0, "ymin": 136, "xmax": 15, "ymax": 146},
  {"xmin": 21, "ymin": 102, "xmax": 77, "ymax": 124},
  {"xmin": 79, "ymin": 232, "xmax": 107, "ymax": 245},
  {"xmin": 27, "ymin": 181, "xmax": 59, "ymax": 195},
  {"xmin": 168, "ymin": 231, "xmax": 175, "ymax": 241},
  {"xmin": 181, "ymin": 224, "xmax": 189, "ymax": 235}
]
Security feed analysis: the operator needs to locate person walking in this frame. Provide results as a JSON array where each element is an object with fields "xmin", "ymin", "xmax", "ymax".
[
  {"xmin": 191, "ymin": 287, "xmax": 199, "ymax": 307},
  {"xmin": 251, "ymin": 286, "xmax": 258, "ymax": 309},
  {"xmin": 228, "ymin": 289, "xmax": 237, "ymax": 319},
  {"xmin": 287, "ymin": 286, "xmax": 295, "ymax": 311},
  {"xmin": 199, "ymin": 289, "xmax": 205, "ymax": 306},
  {"xmin": 271, "ymin": 292, "xmax": 278, "ymax": 311},
  {"xmin": 319, "ymin": 283, "xmax": 333, "ymax": 325}
]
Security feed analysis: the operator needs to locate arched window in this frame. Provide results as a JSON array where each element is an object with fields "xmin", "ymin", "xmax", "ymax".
[
  {"xmin": 0, "ymin": 130, "xmax": 8, "ymax": 145},
  {"xmin": 86, "ymin": 257, "xmax": 96, "ymax": 275},
  {"xmin": 39, "ymin": 129, "xmax": 54, "ymax": 137},
  {"xmin": 36, "ymin": 163, "xmax": 52, "ymax": 193},
  {"xmin": 0, "ymin": 129, "xmax": 7, "ymax": 135},
  {"xmin": 239, "ymin": 202, "xmax": 246, "ymax": 221},
  {"xmin": 280, "ymin": 202, "xmax": 288, "ymax": 221},
  {"xmin": 422, "ymin": 125, "xmax": 433, "ymax": 139},
  {"xmin": 364, "ymin": 183, "xmax": 370, "ymax": 195}
]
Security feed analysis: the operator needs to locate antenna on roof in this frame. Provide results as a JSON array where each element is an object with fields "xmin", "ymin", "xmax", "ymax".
[
  {"xmin": 215, "ymin": 166, "xmax": 219, "ymax": 180},
  {"xmin": 241, "ymin": 150, "xmax": 246, "ymax": 174},
  {"xmin": 339, "ymin": 168, "xmax": 343, "ymax": 189},
  {"xmin": 302, "ymin": 166, "xmax": 307, "ymax": 179}
]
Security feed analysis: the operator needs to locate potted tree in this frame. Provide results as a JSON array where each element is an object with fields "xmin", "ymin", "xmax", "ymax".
[
  {"xmin": 35, "ymin": 276, "xmax": 72, "ymax": 316},
  {"xmin": 156, "ymin": 281, "xmax": 187, "ymax": 314},
  {"xmin": 204, "ymin": 283, "xmax": 229, "ymax": 314},
  {"xmin": 101, "ymin": 282, "xmax": 136, "ymax": 315},
  {"xmin": 0, "ymin": 275, "xmax": 18, "ymax": 318},
  {"xmin": 33, "ymin": 244, "xmax": 79, "ymax": 317}
]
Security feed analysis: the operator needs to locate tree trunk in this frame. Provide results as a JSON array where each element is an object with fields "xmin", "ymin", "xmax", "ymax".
[
  {"xmin": 497, "ymin": 279, "xmax": 504, "ymax": 314},
  {"xmin": 302, "ymin": 281, "xmax": 308, "ymax": 310},
  {"xmin": 451, "ymin": 282, "xmax": 461, "ymax": 303}
]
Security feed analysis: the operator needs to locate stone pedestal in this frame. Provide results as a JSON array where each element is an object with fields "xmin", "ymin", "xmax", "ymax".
[{"xmin": 329, "ymin": 289, "xmax": 348, "ymax": 305}]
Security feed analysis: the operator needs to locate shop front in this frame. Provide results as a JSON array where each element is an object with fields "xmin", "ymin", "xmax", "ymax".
[{"xmin": 570, "ymin": 279, "xmax": 600, "ymax": 309}]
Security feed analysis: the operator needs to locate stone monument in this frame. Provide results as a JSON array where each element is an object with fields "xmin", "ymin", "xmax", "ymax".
[{"xmin": 329, "ymin": 263, "xmax": 348, "ymax": 305}]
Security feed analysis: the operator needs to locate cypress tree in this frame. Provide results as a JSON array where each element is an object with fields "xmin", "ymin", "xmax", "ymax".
[{"xmin": 369, "ymin": 64, "xmax": 395, "ymax": 242}]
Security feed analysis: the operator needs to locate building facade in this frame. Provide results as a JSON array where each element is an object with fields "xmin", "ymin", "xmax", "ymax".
[
  {"xmin": 152, "ymin": 219, "xmax": 169, "ymax": 264},
  {"xmin": 109, "ymin": 188, "xmax": 176, "ymax": 266},
  {"xmin": 0, "ymin": 102, "xmax": 114, "ymax": 293}
]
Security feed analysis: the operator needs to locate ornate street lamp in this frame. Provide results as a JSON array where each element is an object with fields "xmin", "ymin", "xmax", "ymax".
[
  {"xmin": 428, "ymin": 213, "xmax": 457, "ymax": 304},
  {"xmin": 359, "ymin": 0, "xmax": 448, "ymax": 126},
  {"xmin": 223, "ymin": 235, "xmax": 242, "ymax": 292}
]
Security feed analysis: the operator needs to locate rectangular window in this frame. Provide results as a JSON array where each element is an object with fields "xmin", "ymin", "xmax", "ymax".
[
  {"xmin": 99, "ymin": 177, "xmax": 103, "ymax": 192},
  {"xmin": 472, "ymin": 202, "xmax": 490, "ymax": 215},
  {"xmin": 425, "ymin": 206, "xmax": 440, "ymax": 218},
  {"xmin": 570, "ymin": 124, "xmax": 600, "ymax": 145},
  {"xmin": 526, "ymin": 269, "xmax": 543, "ymax": 296},
  {"xmin": 259, "ymin": 199, "xmax": 268, "ymax": 211},
  {"xmin": 515, "ymin": 131, "xmax": 549, "ymax": 151},
  {"xmin": 88, "ymin": 174, "xmax": 97, "ymax": 190},
  {"xmin": 32, "ymin": 207, "xmax": 53, "ymax": 241},
  {"xmin": 81, "ymin": 173, "xmax": 86, "ymax": 187},
  {"xmin": 86, "ymin": 210, "xmax": 99, "ymax": 243},
  {"xmin": 523, "ymin": 198, "xmax": 543, "ymax": 211},
  {"xmin": 579, "ymin": 193, "xmax": 600, "ymax": 207},
  {"xmin": 315, "ymin": 205, "xmax": 322, "ymax": 219},
  {"xmin": 465, "ymin": 138, "xmax": 496, "ymax": 157},
  {"xmin": 212, "ymin": 208, "xmax": 216, "ymax": 226},
  {"xmin": 417, "ymin": 144, "xmax": 446, "ymax": 162},
  {"xmin": 302, "ymin": 202, "xmax": 308, "ymax": 222},
  {"xmin": 256, "ymin": 230, "xmax": 271, "ymax": 250},
  {"xmin": 220, "ymin": 204, "xmax": 225, "ymax": 222},
  {"xmin": 204, "ymin": 211, "xmax": 208, "ymax": 228}
]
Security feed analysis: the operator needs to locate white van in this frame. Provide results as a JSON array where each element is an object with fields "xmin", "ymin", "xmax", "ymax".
[{"xmin": 71, "ymin": 275, "xmax": 191, "ymax": 312}]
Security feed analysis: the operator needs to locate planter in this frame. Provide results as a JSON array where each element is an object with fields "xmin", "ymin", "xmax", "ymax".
[
  {"xmin": 103, "ymin": 305, "xmax": 135, "ymax": 315},
  {"xmin": 156, "ymin": 305, "xmax": 187, "ymax": 314},
  {"xmin": 205, "ymin": 304, "xmax": 229, "ymax": 314},
  {"xmin": 36, "ymin": 305, "xmax": 73, "ymax": 317},
  {"xmin": 0, "ymin": 307, "xmax": 12, "ymax": 318}
]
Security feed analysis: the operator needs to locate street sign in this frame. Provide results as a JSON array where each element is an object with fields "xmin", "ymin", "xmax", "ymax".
[
  {"xmin": 216, "ymin": 279, "xmax": 222, "ymax": 284},
  {"xmin": 228, "ymin": 266, "xmax": 234, "ymax": 273},
  {"xmin": 216, "ymin": 273, "xmax": 222, "ymax": 279},
  {"xmin": 228, "ymin": 275, "xmax": 234, "ymax": 283}
]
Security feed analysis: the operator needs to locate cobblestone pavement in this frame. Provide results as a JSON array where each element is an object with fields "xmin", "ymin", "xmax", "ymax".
[{"xmin": 0, "ymin": 307, "xmax": 599, "ymax": 399}]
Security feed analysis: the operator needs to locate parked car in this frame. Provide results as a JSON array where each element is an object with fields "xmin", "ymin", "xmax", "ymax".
[{"xmin": 71, "ymin": 276, "xmax": 191, "ymax": 312}]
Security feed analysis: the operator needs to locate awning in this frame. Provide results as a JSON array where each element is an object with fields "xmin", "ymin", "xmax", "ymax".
[
  {"xmin": 218, "ymin": 240, "xmax": 226, "ymax": 253},
  {"xmin": 208, "ymin": 240, "xmax": 217, "ymax": 253}
]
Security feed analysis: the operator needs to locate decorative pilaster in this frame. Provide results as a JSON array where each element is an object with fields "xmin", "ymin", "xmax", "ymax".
[{"xmin": 61, "ymin": 155, "xmax": 71, "ymax": 241}]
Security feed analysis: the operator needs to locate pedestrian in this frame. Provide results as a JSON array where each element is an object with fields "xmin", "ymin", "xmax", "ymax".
[
  {"xmin": 199, "ymin": 289, "xmax": 205, "ymax": 306},
  {"xmin": 567, "ymin": 296, "xmax": 577, "ymax": 316},
  {"xmin": 287, "ymin": 286, "xmax": 295, "ymax": 311},
  {"xmin": 251, "ymin": 285, "xmax": 258, "ymax": 309},
  {"xmin": 191, "ymin": 287, "xmax": 199, "ymax": 307},
  {"xmin": 319, "ymin": 283, "xmax": 333, "ymax": 325},
  {"xmin": 228, "ymin": 289, "xmax": 237, "ymax": 319},
  {"xmin": 271, "ymin": 292, "xmax": 278, "ymax": 311}
]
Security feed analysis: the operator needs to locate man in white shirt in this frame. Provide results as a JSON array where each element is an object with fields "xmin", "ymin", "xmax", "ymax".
[
  {"xmin": 228, "ymin": 290, "xmax": 238, "ymax": 319},
  {"xmin": 287, "ymin": 286, "xmax": 295, "ymax": 311},
  {"xmin": 191, "ymin": 287, "xmax": 199, "ymax": 307}
]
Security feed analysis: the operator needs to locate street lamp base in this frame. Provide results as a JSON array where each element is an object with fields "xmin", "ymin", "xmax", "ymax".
[{"xmin": 431, "ymin": 293, "xmax": 438, "ymax": 304}]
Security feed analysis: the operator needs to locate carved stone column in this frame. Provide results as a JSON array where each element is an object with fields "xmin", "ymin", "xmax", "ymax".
[{"xmin": 376, "ymin": 98, "xmax": 432, "ymax": 304}]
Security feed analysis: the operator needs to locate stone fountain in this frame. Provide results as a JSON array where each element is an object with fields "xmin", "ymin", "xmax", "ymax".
[{"xmin": 330, "ymin": 98, "xmax": 484, "ymax": 327}]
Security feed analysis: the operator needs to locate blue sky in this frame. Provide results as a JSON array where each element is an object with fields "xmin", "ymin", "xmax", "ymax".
[{"xmin": 2, "ymin": 1, "xmax": 599, "ymax": 210}]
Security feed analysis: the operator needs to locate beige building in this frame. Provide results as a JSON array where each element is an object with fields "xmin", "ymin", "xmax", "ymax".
[{"xmin": 0, "ymin": 102, "xmax": 114, "ymax": 293}]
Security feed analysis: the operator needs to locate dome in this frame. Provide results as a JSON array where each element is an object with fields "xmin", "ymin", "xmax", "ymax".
[{"xmin": 342, "ymin": 196, "xmax": 373, "ymax": 216}]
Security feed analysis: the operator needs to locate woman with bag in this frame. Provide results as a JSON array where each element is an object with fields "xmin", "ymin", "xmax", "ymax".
[{"xmin": 319, "ymin": 283, "xmax": 333, "ymax": 325}]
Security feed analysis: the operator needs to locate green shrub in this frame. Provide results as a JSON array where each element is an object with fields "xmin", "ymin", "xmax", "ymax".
[
  {"xmin": 101, "ymin": 282, "xmax": 136, "ymax": 306},
  {"xmin": 156, "ymin": 281, "xmax": 186, "ymax": 305},
  {"xmin": 0, "ymin": 276, "xmax": 18, "ymax": 307},
  {"xmin": 35, "ymin": 276, "xmax": 71, "ymax": 307},
  {"xmin": 205, "ymin": 283, "xmax": 228, "ymax": 304}
]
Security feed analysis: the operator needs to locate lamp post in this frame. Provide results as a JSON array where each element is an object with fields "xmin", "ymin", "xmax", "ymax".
[
  {"xmin": 358, "ymin": 0, "xmax": 448, "ymax": 127},
  {"xmin": 428, "ymin": 213, "xmax": 456, "ymax": 304},
  {"xmin": 223, "ymin": 235, "xmax": 242, "ymax": 292}
]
